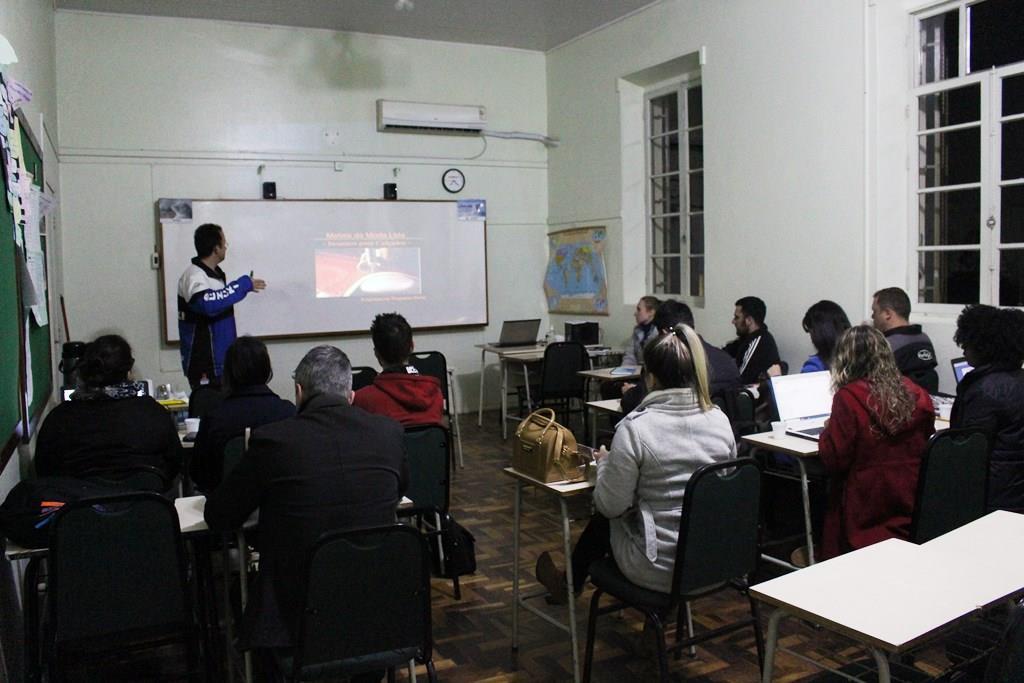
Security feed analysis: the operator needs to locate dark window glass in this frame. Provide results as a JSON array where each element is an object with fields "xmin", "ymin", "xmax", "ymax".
[
  {"xmin": 918, "ymin": 127, "xmax": 981, "ymax": 187},
  {"xmin": 649, "ymin": 93, "xmax": 678, "ymax": 136},
  {"xmin": 650, "ymin": 175, "xmax": 680, "ymax": 215},
  {"xmin": 969, "ymin": 0, "xmax": 1024, "ymax": 73},
  {"xmin": 687, "ymin": 87, "xmax": 702, "ymax": 128},
  {"xmin": 689, "ymin": 257, "xmax": 704, "ymax": 298},
  {"xmin": 651, "ymin": 215, "xmax": 681, "ymax": 254},
  {"xmin": 652, "ymin": 257, "xmax": 681, "ymax": 295},
  {"xmin": 918, "ymin": 250, "xmax": 980, "ymax": 303},
  {"xmin": 688, "ymin": 130, "xmax": 703, "ymax": 170},
  {"xmin": 999, "ymin": 249, "xmax": 1024, "ymax": 305},
  {"xmin": 918, "ymin": 84, "xmax": 981, "ymax": 130},
  {"xmin": 1002, "ymin": 120, "xmax": 1024, "ymax": 180},
  {"xmin": 919, "ymin": 10, "xmax": 959, "ymax": 84},
  {"xmin": 1004, "ymin": 74, "xmax": 1024, "ymax": 116},
  {"xmin": 689, "ymin": 214, "xmax": 704, "ymax": 255},
  {"xmin": 1002, "ymin": 185, "xmax": 1024, "ymax": 244},
  {"xmin": 650, "ymin": 133, "xmax": 679, "ymax": 175},
  {"xmin": 918, "ymin": 189, "xmax": 981, "ymax": 245},
  {"xmin": 689, "ymin": 172, "xmax": 703, "ymax": 212}
]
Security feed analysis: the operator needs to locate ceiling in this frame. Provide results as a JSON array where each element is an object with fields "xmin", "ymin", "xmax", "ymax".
[{"xmin": 55, "ymin": 0, "xmax": 661, "ymax": 52}]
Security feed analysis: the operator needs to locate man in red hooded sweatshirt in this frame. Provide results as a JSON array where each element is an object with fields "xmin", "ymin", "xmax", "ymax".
[{"xmin": 353, "ymin": 312, "xmax": 444, "ymax": 427}]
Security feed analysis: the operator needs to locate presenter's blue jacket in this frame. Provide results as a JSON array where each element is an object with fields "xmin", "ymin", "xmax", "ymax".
[{"xmin": 177, "ymin": 257, "xmax": 254, "ymax": 385}]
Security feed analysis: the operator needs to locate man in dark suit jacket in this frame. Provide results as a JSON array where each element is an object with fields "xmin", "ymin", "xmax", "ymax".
[
  {"xmin": 621, "ymin": 300, "xmax": 742, "ymax": 414},
  {"xmin": 205, "ymin": 345, "xmax": 408, "ymax": 653}
]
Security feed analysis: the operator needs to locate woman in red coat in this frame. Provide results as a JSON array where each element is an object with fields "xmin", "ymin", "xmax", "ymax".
[{"xmin": 818, "ymin": 325, "xmax": 936, "ymax": 559}]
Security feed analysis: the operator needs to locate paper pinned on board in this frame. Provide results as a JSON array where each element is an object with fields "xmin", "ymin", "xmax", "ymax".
[
  {"xmin": 6, "ymin": 78, "xmax": 31, "ymax": 108},
  {"xmin": 0, "ymin": 34, "xmax": 18, "ymax": 66}
]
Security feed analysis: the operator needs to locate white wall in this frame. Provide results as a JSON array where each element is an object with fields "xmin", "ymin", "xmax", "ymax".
[
  {"xmin": 56, "ymin": 11, "xmax": 548, "ymax": 407},
  {"xmin": 0, "ymin": 1, "xmax": 59, "ymax": 488},
  {"xmin": 547, "ymin": 0, "xmax": 869, "ymax": 374}
]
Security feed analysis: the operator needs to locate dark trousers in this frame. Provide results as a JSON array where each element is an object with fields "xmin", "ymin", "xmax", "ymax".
[{"xmin": 571, "ymin": 513, "xmax": 612, "ymax": 593}]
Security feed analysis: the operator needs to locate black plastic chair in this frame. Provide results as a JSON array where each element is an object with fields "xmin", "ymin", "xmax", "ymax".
[
  {"xmin": 278, "ymin": 525, "xmax": 437, "ymax": 682},
  {"xmin": 910, "ymin": 427, "xmax": 990, "ymax": 544},
  {"xmin": 351, "ymin": 366, "xmax": 379, "ymax": 392},
  {"xmin": 44, "ymin": 493, "xmax": 202, "ymax": 680},
  {"xmin": 519, "ymin": 341, "xmax": 590, "ymax": 434},
  {"xmin": 582, "ymin": 458, "xmax": 764, "ymax": 682},
  {"xmin": 221, "ymin": 434, "xmax": 247, "ymax": 483},
  {"xmin": 409, "ymin": 350, "xmax": 464, "ymax": 468},
  {"xmin": 983, "ymin": 600, "xmax": 1024, "ymax": 682},
  {"xmin": 401, "ymin": 425, "xmax": 461, "ymax": 599}
]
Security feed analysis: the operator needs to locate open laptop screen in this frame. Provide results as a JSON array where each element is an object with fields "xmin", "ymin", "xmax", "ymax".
[
  {"xmin": 495, "ymin": 319, "xmax": 541, "ymax": 346},
  {"xmin": 769, "ymin": 370, "xmax": 834, "ymax": 422},
  {"xmin": 951, "ymin": 357, "xmax": 974, "ymax": 384}
]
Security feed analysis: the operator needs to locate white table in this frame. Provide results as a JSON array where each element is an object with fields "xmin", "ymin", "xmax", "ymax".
[
  {"xmin": 585, "ymin": 399, "xmax": 622, "ymax": 445},
  {"xmin": 752, "ymin": 510, "xmax": 1024, "ymax": 682},
  {"xmin": 504, "ymin": 466, "xmax": 595, "ymax": 683},
  {"xmin": 476, "ymin": 343, "xmax": 546, "ymax": 439}
]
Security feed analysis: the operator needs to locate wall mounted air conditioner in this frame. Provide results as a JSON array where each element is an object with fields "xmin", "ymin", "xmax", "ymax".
[{"xmin": 376, "ymin": 99, "xmax": 486, "ymax": 136}]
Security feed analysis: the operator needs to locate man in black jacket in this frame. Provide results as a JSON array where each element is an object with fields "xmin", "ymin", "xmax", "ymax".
[
  {"xmin": 621, "ymin": 300, "xmax": 742, "ymax": 414},
  {"xmin": 871, "ymin": 287, "xmax": 938, "ymax": 393},
  {"xmin": 723, "ymin": 296, "xmax": 782, "ymax": 385},
  {"xmin": 205, "ymin": 345, "xmax": 408, "ymax": 655}
]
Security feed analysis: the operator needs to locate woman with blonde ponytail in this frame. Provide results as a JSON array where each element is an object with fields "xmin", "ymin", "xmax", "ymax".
[
  {"xmin": 818, "ymin": 325, "xmax": 935, "ymax": 559},
  {"xmin": 536, "ymin": 324, "xmax": 736, "ymax": 600}
]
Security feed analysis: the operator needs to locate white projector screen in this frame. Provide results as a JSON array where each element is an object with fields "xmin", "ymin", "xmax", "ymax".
[{"xmin": 160, "ymin": 199, "xmax": 488, "ymax": 342}]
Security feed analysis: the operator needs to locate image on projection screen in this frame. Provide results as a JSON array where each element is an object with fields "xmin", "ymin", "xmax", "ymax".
[
  {"xmin": 314, "ymin": 246, "xmax": 423, "ymax": 298},
  {"xmin": 160, "ymin": 200, "xmax": 487, "ymax": 341}
]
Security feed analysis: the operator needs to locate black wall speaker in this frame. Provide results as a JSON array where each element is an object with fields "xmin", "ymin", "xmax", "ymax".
[
  {"xmin": 262, "ymin": 182, "xmax": 277, "ymax": 199},
  {"xmin": 383, "ymin": 183, "xmax": 398, "ymax": 200}
]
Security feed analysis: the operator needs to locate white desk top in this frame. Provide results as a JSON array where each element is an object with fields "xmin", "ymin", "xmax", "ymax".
[
  {"xmin": 578, "ymin": 367, "xmax": 642, "ymax": 381},
  {"xmin": 751, "ymin": 510, "xmax": 1024, "ymax": 653},
  {"xmin": 503, "ymin": 466, "xmax": 595, "ymax": 497},
  {"xmin": 586, "ymin": 399, "xmax": 623, "ymax": 415},
  {"xmin": 741, "ymin": 431, "xmax": 819, "ymax": 457}
]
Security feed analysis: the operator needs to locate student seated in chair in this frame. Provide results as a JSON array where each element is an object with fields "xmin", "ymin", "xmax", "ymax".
[
  {"xmin": 536, "ymin": 324, "xmax": 735, "ymax": 601},
  {"xmin": 950, "ymin": 304, "xmax": 1024, "ymax": 513},
  {"xmin": 870, "ymin": 286, "xmax": 939, "ymax": 393},
  {"xmin": 817, "ymin": 326, "xmax": 935, "ymax": 559},
  {"xmin": 190, "ymin": 336, "xmax": 295, "ymax": 492},
  {"xmin": 622, "ymin": 295, "xmax": 660, "ymax": 368},
  {"xmin": 800, "ymin": 300, "xmax": 851, "ymax": 373},
  {"xmin": 724, "ymin": 295, "xmax": 782, "ymax": 385},
  {"xmin": 352, "ymin": 312, "xmax": 444, "ymax": 427},
  {"xmin": 205, "ymin": 345, "xmax": 408, "ymax": 671},
  {"xmin": 34, "ymin": 334, "xmax": 181, "ymax": 488}
]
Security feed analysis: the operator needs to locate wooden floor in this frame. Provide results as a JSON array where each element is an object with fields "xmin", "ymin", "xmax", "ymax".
[{"xmin": 418, "ymin": 412, "xmax": 957, "ymax": 682}]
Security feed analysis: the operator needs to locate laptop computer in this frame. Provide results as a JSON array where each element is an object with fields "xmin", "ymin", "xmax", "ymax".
[
  {"xmin": 951, "ymin": 357, "xmax": 974, "ymax": 384},
  {"xmin": 769, "ymin": 370, "xmax": 834, "ymax": 441},
  {"xmin": 490, "ymin": 319, "xmax": 541, "ymax": 347}
]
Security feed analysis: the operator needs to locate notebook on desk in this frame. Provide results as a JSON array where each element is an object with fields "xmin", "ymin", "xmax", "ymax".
[
  {"xmin": 489, "ymin": 319, "xmax": 541, "ymax": 347},
  {"xmin": 769, "ymin": 371, "xmax": 834, "ymax": 441}
]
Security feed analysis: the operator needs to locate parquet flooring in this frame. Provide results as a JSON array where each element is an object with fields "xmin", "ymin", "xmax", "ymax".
[{"xmin": 415, "ymin": 412, "xmax": 959, "ymax": 682}]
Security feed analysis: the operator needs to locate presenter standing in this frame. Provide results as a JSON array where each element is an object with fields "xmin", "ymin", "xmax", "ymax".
[{"xmin": 178, "ymin": 223, "xmax": 266, "ymax": 388}]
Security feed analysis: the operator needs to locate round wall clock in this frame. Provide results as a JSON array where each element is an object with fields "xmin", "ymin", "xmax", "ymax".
[{"xmin": 442, "ymin": 168, "xmax": 466, "ymax": 193}]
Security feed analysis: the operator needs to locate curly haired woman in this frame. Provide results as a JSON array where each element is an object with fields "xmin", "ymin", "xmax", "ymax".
[
  {"xmin": 817, "ymin": 325, "xmax": 935, "ymax": 559},
  {"xmin": 951, "ymin": 304, "xmax": 1024, "ymax": 512}
]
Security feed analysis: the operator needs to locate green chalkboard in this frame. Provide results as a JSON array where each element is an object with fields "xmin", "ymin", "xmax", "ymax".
[{"xmin": 1, "ymin": 105, "xmax": 52, "ymax": 467}]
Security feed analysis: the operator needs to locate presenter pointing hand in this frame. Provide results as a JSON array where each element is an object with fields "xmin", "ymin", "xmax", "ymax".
[{"xmin": 177, "ymin": 223, "xmax": 265, "ymax": 388}]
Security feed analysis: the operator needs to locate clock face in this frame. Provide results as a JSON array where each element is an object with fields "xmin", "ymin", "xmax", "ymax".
[{"xmin": 442, "ymin": 168, "xmax": 465, "ymax": 193}]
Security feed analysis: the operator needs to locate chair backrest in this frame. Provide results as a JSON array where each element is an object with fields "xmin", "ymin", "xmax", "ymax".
[
  {"xmin": 188, "ymin": 385, "xmax": 224, "ymax": 418},
  {"xmin": 408, "ymin": 351, "xmax": 450, "ymax": 415},
  {"xmin": 78, "ymin": 464, "xmax": 170, "ymax": 494},
  {"xmin": 292, "ymin": 525, "xmax": 432, "ymax": 677},
  {"xmin": 540, "ymin": 342, "xmax": 589, "ymax": 399},
  {"xmin": 984, "ymin": 600, "xmax": 1024, "ymax": 683},
  {"xmin": 402, "ymin": 426, "xmax": 451, "ymax": 513},
  {"xmin": 351, "ymin": 366, "xmax": 379, "ymax": 392},
  {"xmin": 48, "ymin": 493, "xmax": 191, "ymax": 648},
  {"xmin": 222, "ymin": 435, "xmax": 246, "ymax": 482},
  {"xmin": 910, "ymin": 427, "xmax": 990, "ymax": 543},
  {"xmin": 672, "ymin": 458, "xmax": 761, "ymax": 599}
]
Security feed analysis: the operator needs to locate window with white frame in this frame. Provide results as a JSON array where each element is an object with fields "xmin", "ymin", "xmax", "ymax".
[
  {"xmin": 912, "ymin": 0, "xmax": 1024, "ymax": 306},
  {"xmin": 646, "ymin": 79, "xmax": 704, "ymax": 299}
]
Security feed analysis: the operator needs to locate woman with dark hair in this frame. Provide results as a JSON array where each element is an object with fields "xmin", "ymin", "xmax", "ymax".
[
  {"xmin": 817, "ymin": 325, "xmax": 935, "ymax": 559},
  {"xmin": 34, "ymin": 335, "xmax": 181, "ymax": 487},
  {"xmin": 190, "ymin": 336, "xmax": 295, "ymax": 492},
  {"xmin": 951, "ymin": 304, "xmax": 1024, "ymax": 512},
  {"xmin": 800, "ymin": 300, "xmax": 851, "ymax": 373},
  {"xmin": 536, "ymin": 324, "xmax": 736, "ymax": 600}
]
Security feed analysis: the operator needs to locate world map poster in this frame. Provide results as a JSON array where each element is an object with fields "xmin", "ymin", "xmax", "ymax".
[{"xmin": 543, "ymin": 226, "xmax": 609, "ymax": 315}]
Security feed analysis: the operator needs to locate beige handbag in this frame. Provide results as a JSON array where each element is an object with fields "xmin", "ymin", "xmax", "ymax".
[{"xmin": 512, "ymin": 408, "xmax": 584, "ymax": 483}]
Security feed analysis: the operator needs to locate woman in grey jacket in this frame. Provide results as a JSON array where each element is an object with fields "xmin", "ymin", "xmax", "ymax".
[{"xmin": 537, "ymin": 324, "xmax": 736, "ymax": 599}]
